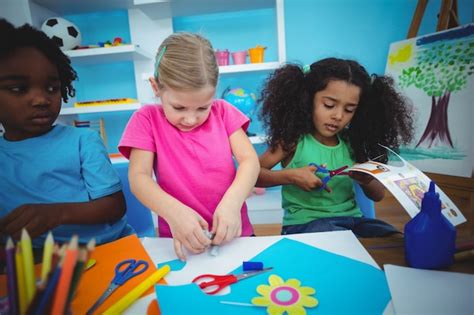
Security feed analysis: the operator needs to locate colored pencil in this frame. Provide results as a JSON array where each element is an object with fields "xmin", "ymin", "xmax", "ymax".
[
  {"xmin": 65, "ymin": 247, "xmax": 88, "ymax": 308},
  {"xmin": 5, "ymin": 237, "xmax": 18, "ymax": 315},
  {"xmin": 33, "ymin": 261, "xmax": 62, "ymax": 315},
  {"xmin": 21, "ymin": 229, "xmax": 36, "ymax": 306},
  {"xmin": 40, "ymin": 232, "xmax": 54, "ymax": 283},
  {"xmin": 51, "ymin": 235, "xmax": 79, "ymax": 315},
  {"xmin": 15, "ymin": 245, "xmax": 27, "ymax": 315},
  {"xmin": 102, "ymin": 265, "xmax": 171, "ymax": 315}
]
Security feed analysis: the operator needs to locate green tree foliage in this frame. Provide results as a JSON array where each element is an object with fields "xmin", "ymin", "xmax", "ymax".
[{"xmin": 399, "ymin": 40, "xmax": 474, "ymax": 97}]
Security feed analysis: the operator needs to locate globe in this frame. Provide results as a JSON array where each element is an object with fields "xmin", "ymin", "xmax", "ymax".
[{"xmin": 222, "ymin": 87, "xmax": 257, "ymax": 117}]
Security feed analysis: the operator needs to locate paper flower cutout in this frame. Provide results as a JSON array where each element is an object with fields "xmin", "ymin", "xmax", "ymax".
[{"xmin": 251, "ymin": 274, "xmax": 318, "ymax": 315}]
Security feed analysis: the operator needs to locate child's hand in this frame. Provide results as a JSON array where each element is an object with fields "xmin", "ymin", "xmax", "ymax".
[
  {"xmin": 291, "ymin": 165, "xmax": 331, "ymax": 192},
  {"xmin": 166, "ymin": 205, "xmax": 211, "ymax": 261},
  {"xmin": 0, "ymin": 204, "xmax": 61, "ymax": 240},
  {"xmin": 349, "ymin": 171, "xmax": 374, "ymax": 186},
  {"xmin": 211, "ymin": 201, "xmax": 242, "ymax": 245}
]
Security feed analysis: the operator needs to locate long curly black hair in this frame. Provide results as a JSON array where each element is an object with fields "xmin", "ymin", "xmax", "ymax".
[
  {"xmin": 259, "ymin": 58, "xmax": 414, "ymax": 163},
  {"xmin": 0, "ymin": 18, "xmax": 77, "ymax": 102}
]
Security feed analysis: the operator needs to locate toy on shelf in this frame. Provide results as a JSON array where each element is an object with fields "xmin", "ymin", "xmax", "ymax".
[
  {"xmin": 41, "ymin": 17, "xmax": 82, "ymax": 50},
  {"xmin": 75, "ymin": 37, "xmax": 127, "ymax": 50},
  {"xmin": 74, "ymin": 98, "xmax": 138, "ymax": 108},
  {"xmin": 74, "ymin": 118, "xmax": 107, "ymax": 147},
  {"xmin": 222, "ymin": 87, "xmax": 258, "ymax": 136}
]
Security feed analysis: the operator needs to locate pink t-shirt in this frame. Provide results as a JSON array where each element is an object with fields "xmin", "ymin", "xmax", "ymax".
[{"xmin": 119, "ymin": 99, "xmax": 253, "ymax": 237}]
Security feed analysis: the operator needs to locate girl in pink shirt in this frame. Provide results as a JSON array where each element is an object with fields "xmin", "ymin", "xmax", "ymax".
[{"xmin": 119, "ymin": 33, "xmax": 260, "ymax": 260}]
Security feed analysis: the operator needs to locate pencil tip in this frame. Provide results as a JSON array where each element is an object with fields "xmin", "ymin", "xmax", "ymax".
[
  {"xmin": 6, "ymin": 237, "xmax": 14, "ymax": 248},
  {"xmin": 21, "ymin": 228, "xmax": 30, "ymax": 240}
]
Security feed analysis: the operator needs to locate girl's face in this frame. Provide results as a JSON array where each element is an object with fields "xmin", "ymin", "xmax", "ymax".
[
  {"xmin": 0, "ymin": 47, "xmax": 62, "ymax": 141},
  {"xmin": 312, "ymin": 80, "xmax": 360, "ymax": 146},
  {"xmin": 151, "ymin": 79, "xmax": 215, "ymax": 132}
]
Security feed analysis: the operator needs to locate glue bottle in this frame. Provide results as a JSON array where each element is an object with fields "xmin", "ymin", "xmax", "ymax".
[{"xmin": 404, "ymin": 181, "xmax": 456, "ymax": 269}]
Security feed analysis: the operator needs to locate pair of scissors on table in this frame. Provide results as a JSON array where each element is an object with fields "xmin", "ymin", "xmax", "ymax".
[
  {"xmin": 309, "ymin": 163, "xmax": 350, "ymax": 191},
  {"xmin": 192, "ymin": 267, "xmax": 273, "ymax": 295},
  {"xmin": 87, "ymin": 259, "xmax": 149, "ymax": 315}
]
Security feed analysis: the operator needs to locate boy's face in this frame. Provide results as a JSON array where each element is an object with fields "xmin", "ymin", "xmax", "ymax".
[{"xmin": 0, "ymin": 47, "xmax": 62, "ymax": 141}]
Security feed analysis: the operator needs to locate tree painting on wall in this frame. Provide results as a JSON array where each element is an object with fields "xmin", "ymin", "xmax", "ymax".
[{"xmin": 385, "ymin": 24, "xmax": 473, "ymax": 177}]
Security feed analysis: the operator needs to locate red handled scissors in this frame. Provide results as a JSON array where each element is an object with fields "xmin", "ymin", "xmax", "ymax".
[
  {"xmin": 192, "ymin": 267, "xmax": 273, "ymax": 295},
  {"xmin": 309, "ymin": 163, "xmax": 349, "ymax": 190}
]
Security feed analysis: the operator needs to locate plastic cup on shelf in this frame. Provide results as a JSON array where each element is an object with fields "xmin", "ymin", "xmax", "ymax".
[
  {"xmin": 215, "ymin": 49, "xmax": 230, "ymax": 66},
  {"xmin": 231, "ymin": 51, "xmax": 247, "ymax": 65},
  {"xmin": 248, "ymin": 45, "xmax": 266, "ymax": 63}
]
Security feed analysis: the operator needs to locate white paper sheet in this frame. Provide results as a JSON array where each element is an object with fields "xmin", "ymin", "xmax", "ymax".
[{"xmin": 384, "ymin": 264, "xmax": 474, "ymax": 315}]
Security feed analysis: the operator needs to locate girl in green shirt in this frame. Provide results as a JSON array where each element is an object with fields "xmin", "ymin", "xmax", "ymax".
[{"xmin": 257, "ymin": 58, "xmax": 414, "ymax": 236}]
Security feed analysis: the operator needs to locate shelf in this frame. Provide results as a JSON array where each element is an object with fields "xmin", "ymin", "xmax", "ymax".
[
  {"xmin": 65, "ymin": 45, "xmax": 153, "ymax": 65},
  {"xmin": 250, "ymin": 135, "xmax": 267, "ymax": 144},
  {"xmin": 60, "ymin": 102, "xmax": 141, "ymax": 115},
  {"xmin": 141, "ymin": 61, "xmax": 281, "ymax": 80},
  {"xmin": 219, "ymin": 61, "xmax": 282, "ymax": 74},
  {"xmin": 246, "ymin": 188, "xmax": 283, "ymax": 224},
  {"xmin": 33, "ymin": 0, "xmax": 273, "ymax": 17}
]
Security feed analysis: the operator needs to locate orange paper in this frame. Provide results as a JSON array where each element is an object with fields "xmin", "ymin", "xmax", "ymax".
[{"xmin": 70, "ymin": 234, "xmax": 164, "ymax": 315}]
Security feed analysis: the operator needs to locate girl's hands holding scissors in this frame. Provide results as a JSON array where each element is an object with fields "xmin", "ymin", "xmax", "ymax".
[
  {"xmin": 166, "ymin": 204, "xmax": 212, "ymax": 261},
  {"xmin": 290, "ymin": 164, "xmax": 331, "ymax": 192},
  {"xmin": 211, "ymin": 199, "xmax": 242, "ymax": 245}
]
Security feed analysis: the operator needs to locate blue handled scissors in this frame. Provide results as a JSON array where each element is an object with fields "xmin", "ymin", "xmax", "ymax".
[
  {"xmin": 86, "ymin": 259, "xmax": 149, "ymax": 315},
  {"xmin": 309, "ymin": 163, "xmax": 349, "ymax": 191}
]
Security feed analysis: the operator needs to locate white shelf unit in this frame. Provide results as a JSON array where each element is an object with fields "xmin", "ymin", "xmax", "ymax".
[
  {"xmin": 246, "ymin": 188, "xmax": 283, "ymax": 225},
  {"xmin": 64, "ymin": 45, "xmax": 153, "ymax": 65},
  {"xmin": 60, "ymin": 102, "xmax": 142, "ymax": 115}
]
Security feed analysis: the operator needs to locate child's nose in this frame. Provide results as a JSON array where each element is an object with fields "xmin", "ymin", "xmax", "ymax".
[
  {"xmin": 31, "ymin": 91, "xmax": 52, "ymax": 107},
  {"xmin": 332, "ymin": 109, "xmax": 343, "ymax": 121},
  {"xmin": 183, "ymin": 115, "xmax": 197, "ymax": 125}
]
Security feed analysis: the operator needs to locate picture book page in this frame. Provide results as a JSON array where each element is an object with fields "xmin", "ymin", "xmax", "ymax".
[{"xmin": 347, "ymin": 148, "xmax": 466, "ymax": 226}]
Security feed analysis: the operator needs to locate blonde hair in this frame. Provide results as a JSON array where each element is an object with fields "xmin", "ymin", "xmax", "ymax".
[{"xmin": 154, "ymin": 32, "xmax": 218, "ymax": 90}]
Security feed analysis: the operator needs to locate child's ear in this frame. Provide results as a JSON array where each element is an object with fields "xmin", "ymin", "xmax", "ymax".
[{"xmin": 149, "ymin": 77, "xmax": 161, "ymax": 97}]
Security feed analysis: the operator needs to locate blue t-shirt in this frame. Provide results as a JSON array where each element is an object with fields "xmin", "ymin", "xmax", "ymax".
[{"xmin": 0, "ymin": 125, "xmax": 132, "ymax": 247}]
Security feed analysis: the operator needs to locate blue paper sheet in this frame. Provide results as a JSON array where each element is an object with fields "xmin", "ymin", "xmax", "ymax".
[{"xmin": 156, "ymin": 238, "xmax": 390, "ymax": 314}]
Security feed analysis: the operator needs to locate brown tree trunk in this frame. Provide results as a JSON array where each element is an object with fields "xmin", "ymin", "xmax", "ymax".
[{"xmin": 415, "ymin": 91, "xmax": 453, "ymax": 148}]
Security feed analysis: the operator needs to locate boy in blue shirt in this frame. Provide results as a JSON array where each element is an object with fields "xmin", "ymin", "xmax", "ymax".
[{"xmin": 0, "ymin": 19, "xmax": 132, "ymax": 247}]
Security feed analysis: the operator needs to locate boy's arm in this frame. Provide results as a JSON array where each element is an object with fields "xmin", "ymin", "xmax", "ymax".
[
  {"xmin": 257, "ymin": 145, "xmax": 322, "ymax": 191},
  {"xmin": 0, "ymin": 191, "xmax": 126, "ymax": 240},
  {"xmin": 212, "ymin": 128, "xmax": 259, "ymax": 244},
  {"xmin": 128, "ymin": 148, "xmax": 210, "ymax": 260}
]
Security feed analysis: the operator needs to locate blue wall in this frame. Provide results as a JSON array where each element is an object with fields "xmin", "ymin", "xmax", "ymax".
[
  {"xmin": 59, "ymin": 1, "xmax": 473, "ymax": 153},
  {"xmin": 284, "ymin": 0, "xmax": 473, "ymax": 74}
]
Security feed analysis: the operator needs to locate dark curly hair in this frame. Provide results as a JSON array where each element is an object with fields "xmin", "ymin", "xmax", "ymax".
[
  {"xmin": 259, "ymin": 58, "xmax": 414, "ymax": 163},
  {"xmin": 0, "ymin": 18, "xmax": 77, "ymax": 102}
]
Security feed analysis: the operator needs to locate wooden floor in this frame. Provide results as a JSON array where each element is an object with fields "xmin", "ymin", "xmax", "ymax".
[{"xmin": 253, "ymin": 187, "xmax": 473, "ymax": 238}]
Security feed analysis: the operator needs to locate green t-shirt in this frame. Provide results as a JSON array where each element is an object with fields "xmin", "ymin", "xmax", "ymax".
[{"xmin": 281, "ymin": 134, "xmax": 362, "ymax": 226}]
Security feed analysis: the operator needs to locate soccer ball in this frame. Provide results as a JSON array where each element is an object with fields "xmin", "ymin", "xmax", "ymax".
[{"xmin": 41, "ymin": 17, "xmax": 81, "ymax": 50}]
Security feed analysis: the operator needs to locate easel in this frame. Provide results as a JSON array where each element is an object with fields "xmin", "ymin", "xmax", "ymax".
[{"xmin": 407, "ymin": 0, "xmax": 460, "ymax": 38}]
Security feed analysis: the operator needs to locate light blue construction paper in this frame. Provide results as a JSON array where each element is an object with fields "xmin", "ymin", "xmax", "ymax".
[
  {"xmin": 155, "ymin": 238, "xmax": 391, "ymax": 314},
  {"xmin": 157, "ymin": 259, "xmax": 186, "ymax": 272}
]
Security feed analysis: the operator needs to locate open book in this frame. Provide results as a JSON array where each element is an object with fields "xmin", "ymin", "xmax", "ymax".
[{"xmin": 347, "ymin": 147, "xmax": 466, "ymax": 226}]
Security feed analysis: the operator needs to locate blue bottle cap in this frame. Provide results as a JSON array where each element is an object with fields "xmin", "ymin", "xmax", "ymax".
[
  {"xmin": 421, "ymin": 181, "xmax": 441, "ymax": 215},
  {"xmin": 242, "ymin": 261, "xmax": 263, "ymax": 271}
]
